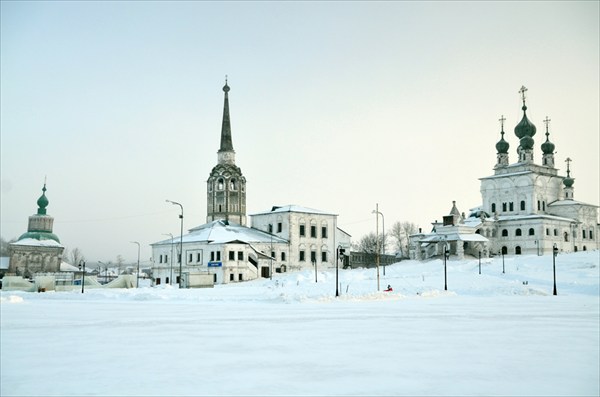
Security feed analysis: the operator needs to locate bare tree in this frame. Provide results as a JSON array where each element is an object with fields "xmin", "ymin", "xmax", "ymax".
[
  {"xmin": 390, "ymin": 221, "xmax": 418, "ymax": 258},
  {"xmin": 115, "ymin": 255, "xmax": 125, "ymax": 272},
  {"xmin": 64, "ymin": 247, "xmax": 85, "ymax": 265},
  {"xmin": 1, "ymin": 237, "xmax": 16, "ymax": 256},
  {"xmin": 354, "ymin": 232, "xmax": 384, "ymax": 254}
]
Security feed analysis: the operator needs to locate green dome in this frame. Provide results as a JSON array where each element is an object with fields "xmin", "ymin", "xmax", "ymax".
[
  {"xmin": 520, "ymin": 135, "xmax": 534, "ymax": 150},
  {"xmin": 496, "ymin": 133, "xmax": 509, "ymax": 154},
  {"xmin": 17, "ymin": 231, "xmax": 61, "ymax": 243},
  {"xmin": 563, "ymin": 176, "xmax": 574, "ymax": 188},
  {"xmin": 36, "ymin": 184, "xmax": 49, "ymax": 215},
  {"xmin": 541, "ymin": 135, "xmax": 555, "ymax": 155},
  {"xmin": 514, "ymin": 106, "xmax": 537, "ymax": 139}
]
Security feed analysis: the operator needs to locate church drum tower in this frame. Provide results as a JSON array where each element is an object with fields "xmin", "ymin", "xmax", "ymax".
[{"xmin": 206, "ymin": 80, "xmax": 247, "ymax": 226}]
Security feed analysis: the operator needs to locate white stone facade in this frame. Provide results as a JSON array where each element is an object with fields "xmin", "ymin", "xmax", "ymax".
[
  {"xmin": 250, "ymin": 205, "xmax": 351, "ymax": 273},
  {"xmin": 411, "ymin": 89, "xmax": 599, "ymax": 259}
]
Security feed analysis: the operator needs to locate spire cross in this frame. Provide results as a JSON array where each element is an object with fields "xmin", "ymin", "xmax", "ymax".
[
  {"xmin": 543, "ymin": 116, "xmax": 551, "ymax": 130},
  {"xmin": 499, "ymin": 115, "xmax": 506, "ymax": 132},
  {"xmin": 225, "ymin": 74, "xmax": 228, "ymax": 84},
  {"xmin": 565, "ymin": 157, "xmax": 572, "ymax": 176},
  {"xmin": 519, "ymin": 85, "xmax": 528, "ymax": 105}
]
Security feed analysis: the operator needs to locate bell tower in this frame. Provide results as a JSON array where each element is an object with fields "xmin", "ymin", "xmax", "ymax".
[{"xmin": 206, "ymin": 79, "xmax": 247, "ymax": 225}]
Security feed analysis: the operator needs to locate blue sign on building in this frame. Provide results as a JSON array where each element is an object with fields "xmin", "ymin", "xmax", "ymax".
[{"xmin": 207, "ymin": 261, "xmax": 222, "ymax": 267}]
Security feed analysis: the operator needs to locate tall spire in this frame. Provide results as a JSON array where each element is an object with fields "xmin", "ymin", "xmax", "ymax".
[{"xmin": 219, "ymin": 77, "xmax": 234, "ymax": 153}]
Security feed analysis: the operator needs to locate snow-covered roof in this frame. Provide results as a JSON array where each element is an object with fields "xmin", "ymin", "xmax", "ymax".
[
  {"xmin": 251, "ymin": 205, "xmax": 337, "ymax": 216},
  {"xmin": 479, "ymin": 170, "xmax": 532, "ymax": 180},
  {"xmin": 418, "ymin": 233, "xmax": 488, "ymax": 243},
  {"xmin": 9, "ymin": 238, "xmax": 63, "ymax": 248},
  {"xmin": 60, "ymin": 262, "xmax": 80, "ymax": 272},
  {"xmin": 152, "ymin": 220, "xmax": 289, "ymax": 246},
  {"xmin": 548, "ymin": 199, "xmax": 598, "ymax": 208},
  {"xmin": 463, "ymin": 218, "xmax": 483, "ymax": 227},
  {"xmin": 494, "ymin": 214, "xmax": 577, "ymax": 223}
]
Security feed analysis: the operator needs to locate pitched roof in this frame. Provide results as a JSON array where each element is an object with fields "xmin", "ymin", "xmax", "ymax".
[
  {"xmin": 251, "ymin": 205, "xmax": 337, "ymax": 216},
  {"xmin": 152, "ymin": 220, "xmax": 288, "ymax": 246}
]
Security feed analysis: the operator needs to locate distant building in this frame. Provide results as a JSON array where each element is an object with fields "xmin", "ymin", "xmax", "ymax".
[
  {"xmin": 411, "ymin": 87, "xmax": 599, "ymax": 259},
  {"xmin": 151, "ymin": 81, "xmax": 350, "ymax": 286},
  {"xmin": 8, "ymin": 183, "xmax": 65, "ymax": 277}
]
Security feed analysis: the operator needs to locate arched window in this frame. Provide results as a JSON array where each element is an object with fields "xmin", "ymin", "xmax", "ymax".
[
  {"xmin": 590, "ymin": 230, "xmax": 594, "ymax": 240},
  {"xmin": 528, "ymin": 228, "xmax": 535, "ymax": 236},
  {"xmin": 515, "ymin": 228, "xmax": 522, "ymax": 236},
  {"xmin": 583, "ymin": 230, "xmax": 587, "ymax": 239},
  {"xmin": 564, "ymin": 232, "xmax": 569, "ymax": 242},
  {"xmin": 491, "ymin": 203, "xmax": 496, "ymax": 213},
  {"xmin": 520, "ymin": 200, "xmax": 525, "ymax": 211},
  {"xmin": 502, "ymin": 246, "xmax": 508, "ymax": 255},
  {"xmin": 515, "ymin": 246, "xmax": 521, "ymax": 255},
  {"xmin": 546, "ymin": 228, "xmax": 550, "ymax": 236},
  {"xmin": 583, "ymin": 246, "xmax": 587, "ymax": 251},
  {"xmin": 230, "ymin": 179, "xmax": 237, "ymax": 190},
  {"xmin": 554, "ymin": 229, "xmax": 558, "ymax": 236},
  {"xmin": 217, "ymin": 178, "xmax": 224, "ymax": 190},
  {"xmin": 502, "ymin": 229, "xmax": 508, "ymax": 237}
]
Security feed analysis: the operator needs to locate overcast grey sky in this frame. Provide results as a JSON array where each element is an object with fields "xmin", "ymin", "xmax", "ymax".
[{"xmin": 1, "ymin": 1, "xmax": 598, "ymax": 263}]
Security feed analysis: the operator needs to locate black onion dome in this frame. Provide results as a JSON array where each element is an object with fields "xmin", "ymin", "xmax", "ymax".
[
  {"xmin": 496, "ymin": 134, "xmax": 509, "ymax": 154},
  {"xmin": 520, "ymin": 135, "xmax": 534, "ymax": 150},
  {"xmin": 514, "ymin": 105, "xmax": 537, "ymax": 139},
  {"xmin": 541, "ymin": 134, "xmax": 555, "ymax": 155},
  {"xmin": 563, "ymin": 176, "xmax": 574, "ymax": 188}
]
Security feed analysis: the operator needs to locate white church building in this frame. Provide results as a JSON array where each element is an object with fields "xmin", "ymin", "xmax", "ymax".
[
  {"xmin": 150, "ymin": 81, "xmax": 350, "ymax": 286},
  {"xmin": 411, "ymin": 87, "xmax": 599, "ymax": 260}
]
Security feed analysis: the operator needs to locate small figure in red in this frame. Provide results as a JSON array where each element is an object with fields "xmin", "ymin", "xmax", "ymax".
[{"xmin": 384, "ymin": 284, "xmax": 393, "ymax": 292}]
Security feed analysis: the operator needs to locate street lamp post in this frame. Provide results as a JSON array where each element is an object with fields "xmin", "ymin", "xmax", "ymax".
[
  {"xmin": 443, "ymin": 245, "xmax": 448, "ymax": 291},
  {"xmin": 313, "ymin": 259, "xmax": 317, "ymax": 283},
  {"xmin": 131, "ymin": 241, "xmax": 140, "ymax": 288},
  {"xmin": 499, "ymin": 249, "xmax": 505, "ymax": 274},
  {"xmin": 163, "ymin": 233, "xmax": 174, "ymax": 285},
  {"xmin": 166, "ymin": 200, "xmax": 184, "ymax": 289},
  {"xmin": 372, "ymin": 204, "xmax": 382, "ymax": 291},
  {"xmin": 552, "ymin": 244, "xmax": 558, "ymax": 295},
  {"xmin": 78, "ymin": 260, "xmax": 85, "ymax": 293},
  {"xmin": 478, "ymin": 251, "xmax": 481, "ymax": 275},
  {"xmin": 336, "ymin": 245, "xmax": 342, "ymax": 297},
  {"xmin": 372, "ymin": 207, "xmax": 385, "ymax": 276}
]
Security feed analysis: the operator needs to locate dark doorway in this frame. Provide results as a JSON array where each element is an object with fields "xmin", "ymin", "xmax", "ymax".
[{"xmin": 261, "ymin": 267, "xmax": 270, "ymax": 278}]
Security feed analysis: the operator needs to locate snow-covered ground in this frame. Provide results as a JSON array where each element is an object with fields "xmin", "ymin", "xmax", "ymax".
[{"xmin": 2, "ymin": 251, "xmax": 599, "ymax": 396}]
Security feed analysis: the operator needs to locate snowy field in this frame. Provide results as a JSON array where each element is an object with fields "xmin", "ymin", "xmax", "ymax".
[{"xmin": 1, "ymin": 251, "xmax": 599, "ymax": 397}]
